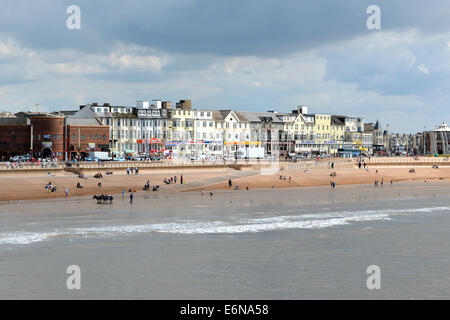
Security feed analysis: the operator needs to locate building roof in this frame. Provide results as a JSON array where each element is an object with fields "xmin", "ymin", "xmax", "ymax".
[
  {"xmin": 435, "ymin": 122, "xmax": 450, "ymax": 132},
  {"xmin": 66, "ymin": 107, "xmax": 104, "ymax": 126},
  {"xmin": 0, "ymin": 117, "xmax": 29, "ymax": 125},
  {"xmin": 374, "ymin": 119, "xmax": 381, "ymax": 130},
  {"xmin": 364, "ymin": 123, "xmax": 375, "ymax": 131},
  {"xmin": 237, "ymin": 111, "xmax": 283, "ymax": 123},
  {"xmin": 331, "ymin": 115, "xmax": 346, "ymax": 126}
]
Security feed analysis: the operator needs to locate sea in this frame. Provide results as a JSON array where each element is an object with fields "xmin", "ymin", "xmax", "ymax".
[{"xmin": 0, "ymin": 183, "xmax": 449, "ymax": 299}]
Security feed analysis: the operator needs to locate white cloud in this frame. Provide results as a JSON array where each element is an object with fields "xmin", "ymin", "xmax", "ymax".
[
  {"xmin": 214, "ymin": 57, "xmax": 281, "ymax": 75},
  {"xmin": 108, "ymin": 53, "xmax": 168, "ymax": 72},
  {"xmin": 417, "ymin": 64, "xmax": 430, "ymax": 74}
]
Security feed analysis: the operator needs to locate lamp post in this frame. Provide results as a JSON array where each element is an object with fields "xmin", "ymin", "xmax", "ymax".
[{"xmin": 423, "ymin": 126, "xmax": 426, "ymax": 156}]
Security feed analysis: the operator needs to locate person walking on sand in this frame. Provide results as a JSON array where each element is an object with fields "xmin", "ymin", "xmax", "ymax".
[
  {"xmin": 228, "ymin": 179, "xmax": 232, "ymax": 188},
  {"xmin": 65, "ymin": 188, "xmax": 69, "ymax": 199},
  {"xmin": 122, "ymin": 189, "xmax": 126, "ymax": 198},
  {"xmin": 180, "ymin": 174, "xmax": 184, "ymax": 184},
  {"xmin": 126, "ymin": 167, "xmax": 130, "ymax": 175},
  {"xmin": 129, "ymin": 192, "xmax": 134, "ymax": 203}
]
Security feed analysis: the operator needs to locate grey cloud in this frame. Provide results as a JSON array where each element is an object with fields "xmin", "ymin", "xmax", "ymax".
[{"xmin": 1, "ymin": 0, "xmax": 449, "ymax": 56}]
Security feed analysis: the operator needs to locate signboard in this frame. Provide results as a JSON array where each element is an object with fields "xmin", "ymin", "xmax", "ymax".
[
  {"xmin": 42, "ymin": 142, "xmax": 52, "ymax": 148},
  {"xmin": 88, "ymin": 143, "xmax": 96, "ymax": 149}
]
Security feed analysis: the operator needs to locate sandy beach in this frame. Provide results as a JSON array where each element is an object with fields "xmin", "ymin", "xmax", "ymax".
[{"xmin": 1, "ymin": 164, "xmax": 450, "ymax": 202}]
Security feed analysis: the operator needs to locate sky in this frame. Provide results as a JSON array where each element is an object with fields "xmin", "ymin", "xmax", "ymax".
[{"xmin": 0, "ymin": 0, "xmax": 449, "ymax": 133}]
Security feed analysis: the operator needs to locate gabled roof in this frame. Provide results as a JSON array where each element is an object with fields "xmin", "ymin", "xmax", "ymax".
[
  {"xmin": 237, "ymin": 111, "xmax": 283, "ymax": 123},
  {"xmin": 66, "ymin": 106, "xmax": 104, "ymax": 126},
  {"xmin": 374, "ymin": 119, "xmax": 381, "ymax": 130},
  {"xmin": 331, "ymin": 115, "xmax": 346, "ymax": 126}
]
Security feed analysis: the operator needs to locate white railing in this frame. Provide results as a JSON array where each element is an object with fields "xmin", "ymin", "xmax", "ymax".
[
  {"xmin": 360, "ymin": 156, "xmax": 450, "ymax": 164},
  {"xmin": 0, "ymin": 162, "xmax": 64, "ymax": 170}
]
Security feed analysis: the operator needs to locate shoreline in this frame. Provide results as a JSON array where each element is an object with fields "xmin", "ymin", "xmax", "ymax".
[{"xmin": 1, "ymin": 178, "xmax": 450, "ymax": 211}]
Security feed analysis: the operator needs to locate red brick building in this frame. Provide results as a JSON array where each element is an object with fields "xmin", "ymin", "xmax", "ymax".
[{"xmin": 0, "ymin": 109, "xmax": 109, "ymax": 161}]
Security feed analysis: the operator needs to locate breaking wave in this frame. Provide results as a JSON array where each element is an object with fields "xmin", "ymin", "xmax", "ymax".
[{"xmin": 1, "ymin": 206, "xmax": 449, "ymax": 245}]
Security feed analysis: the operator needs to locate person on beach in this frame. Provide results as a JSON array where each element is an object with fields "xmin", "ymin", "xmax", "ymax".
[
  {"xmin": 122, "ymin": 189, "xmax": 126, "ymax": 197},
  {"xmin": 331, "ymin": 162, "xmax": 335, "ymax": 170},
  {"xmin": 98, "ymin": 182, "xmax": 102, "ymax": 188},
  {"xmin": 180, "ymin": 175, "xmax": 184, "ymax": 184},
  {"xmin": 174, "ymin": 176, "xmax": 177, "ymax": 183},
  {"xmin": 129, "ymin": 192, "xmax": 134, "ymax": 203},
  {"xmin": 228, "ymin": 179, "xmax": 232, "ymax": 187},
  {"xmin": 126, "ymin": 167, "xmax": 130, "ymax": 175},
  {"xmin": 65, "ymin": 188, "xmax": 69, "ymax": 199}
]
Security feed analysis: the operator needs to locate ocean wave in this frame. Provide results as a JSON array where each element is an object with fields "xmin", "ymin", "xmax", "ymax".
[{"xmin": 0, "ymin": 206, "xmax": 449, "ymax": 245}]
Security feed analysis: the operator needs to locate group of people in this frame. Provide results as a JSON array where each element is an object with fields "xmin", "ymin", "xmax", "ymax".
[
  {"xmin": 358, "ymin": 161, "xmax": 367, "ymax": 170},
  {"xmin": 373, "ymin": 178, "xmax": 391, "ymax": 187},
  {"xmin": 44, "ymin": 182, "xmax": 57, "ymax": 193},
  {"xmin": 126, "ymin": 167, "xmax": 139, "ymax": 175},
  {"xmin": 164, "ymin": 176, "xmax": 177, "ymax": 184},
  {"xmin": 121, "ymin": 188, "xmax": 137, "ymax": 203},
  {"xmin": 279, "ymin": 175, "xmax": 292, "ymax": 182},
  {"xmin": 143, "ymin": 180, "xmax": 160, "ymax": 191},
  {"xmin": 94, "ymin": 172, "xmax": 103, "ymax": 179}
]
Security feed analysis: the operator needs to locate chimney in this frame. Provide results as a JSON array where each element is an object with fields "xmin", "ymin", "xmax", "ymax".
[
  {"xmin": 162, "ymin": 101, "xmax": 172, "ymax": 109},
  {"xmin": 298, "ymin": 105, "xmax": 308, "ymax": 115}
]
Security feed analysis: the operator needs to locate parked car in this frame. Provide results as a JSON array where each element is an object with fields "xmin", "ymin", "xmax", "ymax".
[{"xmin": 10, "ymin": 155, "xmax": 30, "ymax": 162}]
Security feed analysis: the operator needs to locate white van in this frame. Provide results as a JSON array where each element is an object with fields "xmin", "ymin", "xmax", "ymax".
[{"xmin": 88, "ymin": 151, "xmax": 111, "ymax": 161}]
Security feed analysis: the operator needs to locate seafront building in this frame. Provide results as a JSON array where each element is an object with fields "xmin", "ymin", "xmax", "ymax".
[
  {"xmin": 0, "ymin": 107, "xmax": 109, "ymax": 161},
  {"xmin": 423, "ymin": 122, "xmax": 450, "ymax": 155},
  {"xmin": 1, "ymin": 98, "xmax": 430, "ymax": 160}
]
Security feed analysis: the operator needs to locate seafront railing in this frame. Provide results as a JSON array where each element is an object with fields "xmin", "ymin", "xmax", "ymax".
[
  {"xmin": 1, "ymin": 156, "xmax": 448, "ymax": 171},
  {"xmin": 357, "ymin": 156, "xmax": 450, "ymax": 164},
  {"xmin": 0, "ymin": 162, "xmax": 64, "ymax": 170}
]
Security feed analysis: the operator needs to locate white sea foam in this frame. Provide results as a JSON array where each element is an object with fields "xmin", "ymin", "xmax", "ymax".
[
  {"xmin": 0, "ymin": 232, "xmax": 58, "ymax": 245},
  {"xmin": 0, "ymin": 206, "xmax": 449, "ymax": 245}
]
